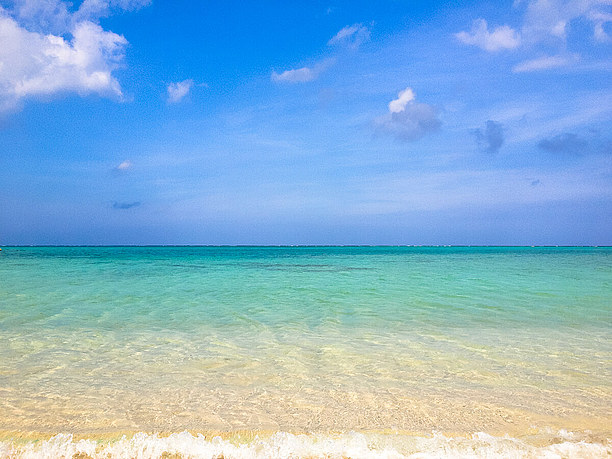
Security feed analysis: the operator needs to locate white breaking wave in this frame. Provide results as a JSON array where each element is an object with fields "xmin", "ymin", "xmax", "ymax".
[{"xmin": 1, "ymin": 431, "xmax": 610, "ymax": 458}]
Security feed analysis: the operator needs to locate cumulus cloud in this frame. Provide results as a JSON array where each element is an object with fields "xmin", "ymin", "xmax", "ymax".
[
  {"xmin": 0, "ymin": 0, "xmax": 148, "ymax": 112},
  {"xmin": 375, "ymin": 87, "xmax": 441, "ymax": 142},
  {"xmin": 456, "ymin": 19, "xmax": 521, "ymax": 52},
  {"xmin": 167, "ymin": 79, "xmax": 193, "ymax": 104},
  {"xmin": 513, "ymin": 54, "xmax": 578, "ymax": 72},
  {"xmin": 388, "ymin": 87, "xmax": 415, "ymax": 113},
  {"xmin": 538, "ymin": 133, "xmax": 588, "ymax": 154},
  {"xmin": 473, "ymin": 120, "xmax": 504, "ymax": 154},
  {"xmin": 112, "ymin": 201, "xmax": 140, "ymax": 209},
  {"xmin": 327, "ymin": 23, "xmax": 370, "ymax": 49},
  {"xmin": 271, "ymin": 59, "xmax": 333, "ymax": 84},
  {"xmin": 0, "ymin": 15, "xmax": 126, "ymax": 111}
]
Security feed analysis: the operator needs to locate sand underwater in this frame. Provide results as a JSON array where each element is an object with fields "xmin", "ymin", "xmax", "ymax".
[{"xmin": 0, "ymin": 246, "xmax": 610, "ymax": 457}]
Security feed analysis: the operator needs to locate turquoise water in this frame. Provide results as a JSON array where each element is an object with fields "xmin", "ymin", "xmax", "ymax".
[{"xmin": 0, "ymin": 246, "xmax": 611, "ymax": 456}]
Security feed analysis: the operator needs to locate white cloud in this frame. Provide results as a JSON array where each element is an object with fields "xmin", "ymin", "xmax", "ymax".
[
  {"xmin": 271, "ymin": 59, "xmax": 333, "ymax": 84},
  {"xmin": 460, "ymin": 1, "xmax": 612, "ymax": 51},
  {"xmin": 388, "ymin": 87, "xmax": 415, "ymax": 113},
  {"xmin": 0, "ymin": 0, "xmax": 149, "ymax": 112},
  {"xmin": 513, "ymin": 54, "xmax": 578, "ymax": 72},
  {"xmin": 167, "ymin": 79, "xmax": 194, "ymax": 104},
  {"xmin": 271, "ymin": 66, "xmax": 317, "ymax": 83},
  {"xmin": 456, "ymin": 19, "xmax": 521, "ymax": 52},
  {"xmin": 0, "ymin": 13, "xmax": 127, "ymax": 111},
  {"xmin": 115, "ymin": 159, "xmax": 132, "ymax": 170},
  {"xmin": 327, "ymin": 23, "xmax": 370, "ymax": 49},
  {"xmin": 457, "ymin": 2, "xmax": 611, "ymax": 72},
  {"xmin": 270, "ymin": 24, "xmax": 366, "ymax": 86},
  {"xmin": 375, "ymin": 87, "xmax": 441, "ymax": 142}
]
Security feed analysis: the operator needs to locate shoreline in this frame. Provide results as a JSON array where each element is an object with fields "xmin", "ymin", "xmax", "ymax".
[
  {"xmin": 2, "ymin": 425, "xmax": 611, "ymax": 442},
  {"xmin": 1, "ymin": 427, "xmax": 611, "ymax": 458}
]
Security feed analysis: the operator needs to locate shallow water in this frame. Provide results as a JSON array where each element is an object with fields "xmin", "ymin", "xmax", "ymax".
[{"xmin": 0, "ymin": 246, "xmax": 611, "ymax": 456}]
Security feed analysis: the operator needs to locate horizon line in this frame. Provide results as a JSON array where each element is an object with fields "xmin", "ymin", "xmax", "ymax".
[{"xmin": 1, "ymin": 245, "xmax": 610, "ymax": 248}]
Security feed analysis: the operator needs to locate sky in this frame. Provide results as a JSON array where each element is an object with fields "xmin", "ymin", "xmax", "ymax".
[{"xmin": 0, "ymin": 0, "xmax": 611, "ymax": 245}]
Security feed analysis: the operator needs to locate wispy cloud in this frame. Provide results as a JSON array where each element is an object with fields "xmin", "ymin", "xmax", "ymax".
[
  {"xmin": 513, "ymin": 54, "xmax": 578, "ymax": 72},
  {"xmin": 457, "ymin": 1, "xmax": 612, "ymax": 60},
  {"xmin": 375, "ymin": 87, "xmax": 441, "ymax": 142},
  {"xmin": 590, "ymin": 10, "xmax": 612, "ymax": 42},
  {"xmin": 75, "ymin": 0, "xmax": 151, "ymax": 23},
  {"xmin": 167, "ymin": 79, "xmax": 194, "ymax": 104},
  {"xmin": 338, "ymin": 163, "xmax": 612, "ymax": 215},
  {"xmin": 8, "ymin": 0, "xmax": 151, "ymax": 35},
  {"xmin": 271, "ymin": 59, "xmax": 333, "ymax": 84},
  {"xmin": 507, "ymin": 91, "xmax": 612, "ymax": 144},
  {"xmin": 521, "ymin": 0, "xmax": 612, "ymax": 44},
  {"xmin": 271, "ymin": 67, "xmax": 317, "ymax": 83},
  {"xmin": 456, "ymin": 19, "xmax": 520, "ymax": 52},
  {"xmin": 327, "ymin": 23, "xmax": 370, "ymax": 49},
  {"xmin": 270, "ymin": 23, "xmax": 368, "ymax": 86},
  {"xmin": 473, "ymin": 120, "xmax": 504, "ymax": 154}
]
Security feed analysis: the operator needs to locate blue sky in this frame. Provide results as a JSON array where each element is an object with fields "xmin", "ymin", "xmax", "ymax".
[{"xmin": 0, "ymin": 0, "xmax": 611, "ymax": 245}]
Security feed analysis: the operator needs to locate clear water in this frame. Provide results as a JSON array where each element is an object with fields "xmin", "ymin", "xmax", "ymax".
[{"xmin": 0, "ymin": 246, "xmax": 611, "ymax": 457}]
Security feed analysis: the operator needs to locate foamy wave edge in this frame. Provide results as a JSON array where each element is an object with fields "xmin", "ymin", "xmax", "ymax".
[{"xmin": 1, "ymin": 431, "xmax": 611, "ymax": 459}]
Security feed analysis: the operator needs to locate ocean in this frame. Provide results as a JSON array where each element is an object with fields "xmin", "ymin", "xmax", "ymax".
[{"xmin": 0, "ymin": 246, "xmax": 610, "ymax": 457}]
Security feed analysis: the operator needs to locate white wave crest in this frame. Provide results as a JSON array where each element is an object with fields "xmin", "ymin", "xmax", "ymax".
[{"xmin": 1, "ymin": 430, "xmax": 610, "ymax": 458}]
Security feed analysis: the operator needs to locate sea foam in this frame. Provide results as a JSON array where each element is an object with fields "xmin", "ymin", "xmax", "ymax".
[{"xmin": 1, "ymin": 431, "xmax": 610, "ymax": 458}]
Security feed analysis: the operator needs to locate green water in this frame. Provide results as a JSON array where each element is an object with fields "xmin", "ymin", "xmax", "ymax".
[{"xmin": 0, "ymin": 246, "xmax": 611, "ymax": 436}]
